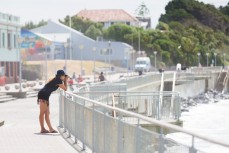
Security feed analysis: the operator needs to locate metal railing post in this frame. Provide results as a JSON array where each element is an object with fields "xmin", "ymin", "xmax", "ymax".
[
  {"xmin": 59, "ymin": 90, "xmax": 62, "ymax": 128},
  {"xmin": 118, "ymin": 115, "xmax": 123, "ymax": 153},
  {"xmin": 92, "ymin": 103, "xmax": 95, "ymax": 153},
  {"xmin": 103, "ymin": 111, "xmax": 106, "ymax": 153},
  {"xmin": 189, "ymin": 136, "xmax": 197, "ymax": 153},
  {"xmin": 159, "ymin": 127, "xmax": 164, "ymax": 153},
  {"xmin": 63, "ymin": 92, "xmax": 67, "ymax": 133},
  {"xmin": 135, "ymin": 118, "xmax": 140, "ymax": 153},
  {"xmin": 82, "ymin": 100, "xmax": 86, "ymax": 151},
  {"xmin": 74, "ymin": 96, "xmax": 78, "ymax": 144}
]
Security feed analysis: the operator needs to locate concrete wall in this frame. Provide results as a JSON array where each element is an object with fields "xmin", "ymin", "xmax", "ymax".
[
  {"xmin": 125, "ymin": 72, "xmax": 219, "ymax": 98},
  {"xmin": 174, "ymin": 73, "xmax": 218, "ymax": 98}
]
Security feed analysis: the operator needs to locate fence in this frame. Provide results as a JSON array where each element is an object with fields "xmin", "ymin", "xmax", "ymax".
[
  {"xmin": 59, "ymin": 90, "xmax": 229, "ymax": 153},
  {"xmin": 76, "ymin": 91, "xmax": 181, "ymax": 121}
]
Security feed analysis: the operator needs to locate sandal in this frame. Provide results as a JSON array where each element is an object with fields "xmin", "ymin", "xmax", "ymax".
[
  {"xmin": 50, "ymin": 130, "xmax": 58, "ymax": 133},
  {"xmin": 40, "ymin": 129, "xmax": 49, "ymax": 133}
]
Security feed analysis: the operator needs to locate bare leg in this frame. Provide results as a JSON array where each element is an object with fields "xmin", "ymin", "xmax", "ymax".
[
  {"xmin": 39, "ymin": 102, "xmax": 48, "ymax": 132},
  {"xmin": 45, "ymin": 106, "xmax": 55, "ymax": 132}
]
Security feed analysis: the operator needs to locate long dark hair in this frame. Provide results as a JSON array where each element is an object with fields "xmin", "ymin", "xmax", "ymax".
[{"xmin": 45, "ymin": 75, "xmax": 63, "ymax": 86}]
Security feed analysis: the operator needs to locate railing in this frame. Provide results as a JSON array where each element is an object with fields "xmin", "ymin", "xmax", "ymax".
[
  {"xmin": 114, "ymin": 72, "xmax": 175, "ymax": 90},
  {"xmin": 77, "ymin": 82, "xmax": 127, "ymax": 93},
  {"xmin": 59, "ymin": 90, "xmax": 229, "ymax": 153},
  {"xmin": 75, "ymin": 91, "xmax": 181, "ymax": 120}
]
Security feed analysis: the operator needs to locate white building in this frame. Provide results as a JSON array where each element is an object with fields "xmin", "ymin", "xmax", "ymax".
[{"xmin": 0, "ymin": 12, "xmax": 21, "ymax": 84}]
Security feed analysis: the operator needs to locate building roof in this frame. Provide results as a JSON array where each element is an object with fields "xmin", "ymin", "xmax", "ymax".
[
  {"xmin": 76, "ymin": 9, "xmax": 138, "ymax": 22},
  {"xmin": 31, "ymin": 20, "xmax": 95, "ymax": 42}
]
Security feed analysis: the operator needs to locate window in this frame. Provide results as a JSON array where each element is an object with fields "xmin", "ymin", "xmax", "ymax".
[
  {"xmin": 2, "ymin": 33, "xmax": 5, "ymax": 48},
  {"xmin": 14, "ymin": 34, "xmax": 16, "ymax": 48},
  {"xmin": 5, "ymin": 62, "xmax": 9, "ymax": 77},
  {"xmin": 8, "ymin": 33, "xmax": 12, "ymax": 49},
  {"xmin": 10, "ymin": 62, "xmax": 14, "ymax": 77},
  {"xmin": 100, "ymin": 49, "xmax": 112, "ymax": 55}
]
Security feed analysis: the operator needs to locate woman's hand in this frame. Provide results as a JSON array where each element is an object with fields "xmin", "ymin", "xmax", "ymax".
[{"xmin": 64, "ymin": 75, "xmax": 69, "ymax": 82}]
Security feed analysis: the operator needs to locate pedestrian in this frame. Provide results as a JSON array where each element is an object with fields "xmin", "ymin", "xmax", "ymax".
[
  {"xmin": 72, "ymin": 72, "xmax": 76, "ymax": 80},
  {"xmin": 77, "ymin": 75, "xmax": 83, "ymax": 83},
  {"xmin": 37, "ymin": 70, "xmax": 69, "ymax": 133},
  {"xmin": 99, "ymin": 72, "xmax": 105, "ymax": 82}
]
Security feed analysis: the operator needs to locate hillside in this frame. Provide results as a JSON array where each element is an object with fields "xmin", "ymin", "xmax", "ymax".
[
  {"xmin": 160, "ymin": 0, "xmax": 229, "ymax": 35},
  {"xmin": 156, "ymin": 0, "xmax": 229, "ymax": 66}
]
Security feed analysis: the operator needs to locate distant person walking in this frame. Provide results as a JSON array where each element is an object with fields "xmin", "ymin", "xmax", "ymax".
[
  {"xmin": 77, "ymin": 75, "xmax": 83, "ymax": 83},
  {"xmin": 99, "ymin": 72, "xmax": 105, "ymax": 82},
  {"xmin": 37, "ymin": 70, "xmax": 69, "ymax": 133},
  {"xmin": 72, "ymin": 72, "xmax": 76, "ymax": 80}
]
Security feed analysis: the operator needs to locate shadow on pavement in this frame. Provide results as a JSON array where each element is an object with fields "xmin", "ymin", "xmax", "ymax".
[{"xmin": 34, "ymin": 132, "xmax": 60, "ymax": 136}]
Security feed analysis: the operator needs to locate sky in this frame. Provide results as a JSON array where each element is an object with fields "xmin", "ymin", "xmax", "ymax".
[{"xmin": 0, "ymin": 0, "xmax": 228, "ymax": 28}]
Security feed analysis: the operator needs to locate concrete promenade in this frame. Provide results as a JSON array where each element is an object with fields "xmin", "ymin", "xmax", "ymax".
[{"xmin": 0, "ymin": 93, "xmax": 78, "ymax": 153}]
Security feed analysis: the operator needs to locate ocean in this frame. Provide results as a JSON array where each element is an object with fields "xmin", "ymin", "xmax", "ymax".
[{"xmin": 168, "ymin": 100, "xmax": 229, "ymax": 153}]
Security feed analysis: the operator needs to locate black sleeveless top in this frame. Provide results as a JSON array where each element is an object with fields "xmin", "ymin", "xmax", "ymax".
[{"xmin": 37, "ymin": 77, "xmax": 63, "ymax": 101}]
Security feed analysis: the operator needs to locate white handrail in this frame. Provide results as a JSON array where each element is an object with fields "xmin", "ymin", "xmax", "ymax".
[{"xmin": 62, "ymin": 90, "xmax": 229, "ymax": 148}]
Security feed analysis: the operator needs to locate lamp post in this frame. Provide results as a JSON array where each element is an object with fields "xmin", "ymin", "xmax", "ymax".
[
  {"xmin": 17, "ymin": 38, "xmax": 23, "ymax": 92},
  {"xmin": 108, "ymin": 41, "xmax": 111, "ymax": 71},
  {"xmin": 79, "ymin": 45, "xmax": 84, "ymax": 75},
  {"xmin": 92, "ymin": 47, "xmax": 96, "ymax": 82},
  {"xmin": 197, "ymin": 52, "xmax": 200, "ymax": 67},
  {"xmin": 214, "ymin": 53, "xmax": 217, "ymax": 67},
  {"xmin": 206, "ymin": 53, "xmax": 209, "ymax": 67},
  {"xmin": 64, "ymin": 42, "xmax": 68, "ymax": 73},
  {"xmin": 154, "ymin": 51, "xmax": 157, "ymax": 69},
  {"xmin": 44, "ymin": 41, "xmax": 50, "ymax": 82},
  {"xmin": 131, "ymin": 48, "xmax": 136, "ymax": 71}
]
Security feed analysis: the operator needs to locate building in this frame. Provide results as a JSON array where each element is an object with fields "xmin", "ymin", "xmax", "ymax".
[
  {"xmin": 29, "ymin": 20, "xmax": 133, "ymax": 67},
  {"xmin": 76, "ymin": 9, "xmax": 139, "ymax": 28},
  {"xmin": 0, "ymin": 12, "xmax": 21, "ymax": 85},
  {"xmin": 136, "ymin": 17, "xmax": 151, "ymax": 29}
]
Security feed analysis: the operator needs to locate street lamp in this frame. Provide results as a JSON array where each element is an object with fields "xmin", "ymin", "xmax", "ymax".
[
  {"xmin": 79, "ymin": 45, "xmax": 84, "ymax": 75},
  {"xmin": 17, "ymin": 38, "xmax": 23, "ymax": 92},
  {"xmin": 64, "ymin": 42, "xmax": 68, "ymax": 73},
  {"xmin": 108, "ymin": 41, "xmax": 111, "ymax": 71},
  {"xmin": 101, "ymin": 48, "xmax": 108, "ymax": 78},
  {"xmin": 197, "ymin": 52, "xmax": 201, "ymax": 67},
  {"xmin": 131, "ymin": 48, "xmax": 136, "ymax": 71},
  {"xmin": 154, "ymin": 51, "xmax": 157, "ymax": 69},
  {"xmin": 214, "ymin": 53, "xmax": 217, "ymax": 67},
  {"xmin": 206, "ymin": 53, "xmax": 209, "ymax": 67},
  {"xmin": 44, "ymin": 40, "xmax": 50, "ymax": 82},
  {"xmin": 92, "ymin": 47, "xmax": 96, "ymax": 82}
]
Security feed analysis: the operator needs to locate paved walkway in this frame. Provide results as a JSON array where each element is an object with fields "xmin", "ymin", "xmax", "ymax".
[{"xmin": 0, "ymin": 93, "xmax": 78, "ymax": 153}]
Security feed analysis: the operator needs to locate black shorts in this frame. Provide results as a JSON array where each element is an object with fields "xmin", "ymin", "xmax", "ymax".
[{"xmin": 37, "ymin": 90, "xmax": 50, "ymax": 104}]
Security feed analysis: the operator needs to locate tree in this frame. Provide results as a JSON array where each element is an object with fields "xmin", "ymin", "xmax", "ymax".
[
  {"xmin": 22, "ymin": 20, "xmax": 47, "ymax": 30},
  {"xmin": 104, "ymin": 23, "xmax": 135, "ymax": 42},
  {"xmin": 59, "ymin": 16, "xmax": 103, "ymax": 34},
  {"xmin": 85, "ymin": 25, "xmax": 103, "ymax": 40},
  {"xmin": 135, "ymin": 2, "xmax": 150, "ymax": 17}
]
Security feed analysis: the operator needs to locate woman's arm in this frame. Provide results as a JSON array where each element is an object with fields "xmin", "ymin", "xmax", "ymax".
[{"xmin": 58, "ymin": 77, "xmax": 68, "ymax": 91}]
